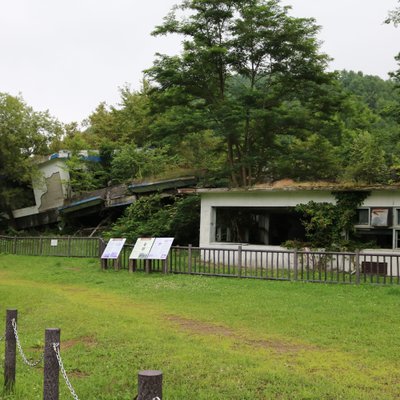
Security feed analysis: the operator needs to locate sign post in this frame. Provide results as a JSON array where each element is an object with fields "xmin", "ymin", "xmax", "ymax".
[
  {"xmin": 129, "ymin": 238, "xmax": 174, "ymax": 274},
  {"xmin": 101, "ymin": 238, "xmax": 126, "ymax": 270}
]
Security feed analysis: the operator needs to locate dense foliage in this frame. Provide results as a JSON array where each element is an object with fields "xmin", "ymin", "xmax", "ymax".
[
  {"xmin": 2, "ymin": 0, "xmax": 400, "ymax": 239},
  {"xmin": 294, "ymin": 191, "xmax": 370, "ymax": 250},
  {"xmin": 106, "ymin": 194, "xmax": 200, "ymax": 245},
  {"xmin": 56, "ymin": 1, "xmax": 400, "ymax": 190},
  {"xmin": 0, "ymin": 93, "xmax": 62, "ymax": 222}
]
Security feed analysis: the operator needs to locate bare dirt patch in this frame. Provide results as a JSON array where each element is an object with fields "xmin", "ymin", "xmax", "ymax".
[
  {"xmin": 68, "ymin": 369, "xmax": 90, "ymax": 378},
  {"xmin": 166, "ymin": 315, "xmax": 234, "ymax": 336},
  {"xmin": 62, "ymin": 335, "xmax": 98, "ymax": 350},
  {"xmin": 61, "ymin": 287, "xmax": 88, "ymax": 293},
  {"xmin": 166, "ymin": 315, "xmax": 315, "ymax": 354}
]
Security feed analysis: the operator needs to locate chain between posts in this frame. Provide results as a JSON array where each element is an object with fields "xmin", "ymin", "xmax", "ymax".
[
  {"xmin": 53, "ymin": 342, "xmax": 80, "ymax": 400},
  {"xmin": 6, "ymin": 315, "xmax": 162, "ymax": 400},
  {"xmin": 11, "ymin": 318, "xmax": 44, "ymax": 367}
]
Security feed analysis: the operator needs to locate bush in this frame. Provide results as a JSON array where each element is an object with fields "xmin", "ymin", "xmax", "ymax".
[{"xmin": 105, "ymin": 194, "xmax": 200, "ymax": 245}]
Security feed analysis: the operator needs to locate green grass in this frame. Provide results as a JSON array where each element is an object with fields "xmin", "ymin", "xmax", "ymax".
[{"xmin": 0, "ymin": 255, "xmax": 400, "ymax": 399}]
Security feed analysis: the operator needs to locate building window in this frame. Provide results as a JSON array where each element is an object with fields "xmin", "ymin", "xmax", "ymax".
[
  {"xmin": 356, "ymin": 209, "xmax": 369, "ymax": 225},
  {"xmin": 214, "ymin": 207, "xmax": 305, "ymax": 245},
  {"xmin": 352, "ymin": 229, "xmax": 393, "ymax": 249},
  {"xmin": 370, "ymin": 208, "xmax": 390, "ymax": 227}
]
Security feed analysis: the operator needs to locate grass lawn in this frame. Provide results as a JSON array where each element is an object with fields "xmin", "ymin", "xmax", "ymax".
[{"xmin": 0, "ymin": 254, "xmax": 400, "ymax": 399}]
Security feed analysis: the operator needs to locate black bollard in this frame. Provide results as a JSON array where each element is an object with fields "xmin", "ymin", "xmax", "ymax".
[
  {"xmin": 137, "ymin": 370, "xmax": 163, "ymax": 400},
  {"xmin": 4, "ymin": 309, "xmax": 17, "ymax": 393},
  {"xmin": 43, "ymin": 328, "xmax": 61, "ymax": 400}
]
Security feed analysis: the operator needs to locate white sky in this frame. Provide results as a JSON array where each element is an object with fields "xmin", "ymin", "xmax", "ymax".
[{"xmin": 0, "ymin": 0, "xmax": 398, "ymax": 125}]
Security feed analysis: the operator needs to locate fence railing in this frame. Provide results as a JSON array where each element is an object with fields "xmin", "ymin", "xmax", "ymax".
[
  {"xmin": 115, "ymin": 245, "xmax": 400, "ymax": 285},
  {"xmin": 1, "ymin": 309, "xmax": 162, "ymax": 400},
  {"xmin": 2, "ymin": 236, "xmax": 400, "ymax": 285},
  {"xmin": 0, "ymin": 235, "xmax": 102, "ymax": 258}
]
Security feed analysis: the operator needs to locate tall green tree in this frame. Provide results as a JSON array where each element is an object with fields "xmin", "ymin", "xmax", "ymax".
[
  {"xmin": 147, "ymin": 0, "xmax": 339, "ymax": 186},
  {"xmin": 0, "ymin": 93, "xmax": 62, "ymax": 223},
  {"xmin": 385, "ymin": 1, "xmax": 400, "ymax": 26},
  {"xmin": 83, "ymin": 82, "xmax": 152, "ymax": 148},
  {"xmin": 386, "ymin": 1, "xmax": 400, "ymax": 84}
]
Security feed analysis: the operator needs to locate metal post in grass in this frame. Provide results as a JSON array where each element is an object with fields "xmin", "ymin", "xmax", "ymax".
[
  {"xmin": 162, "ymin": 258, "xmax": 168, "ymax": 274},
  {"xmin": 43, "ymin": 328, "xmax": 60, "ymax": 400},
  {"xmin": 188, "ymin": 244, "xmax": 192, "ymax": 274},
  {"xmin": 99, "ymin": 239, "xmax": 107, "ymax": 270},
  {"xmin": 114, "ymin": 257, "xmax": 120, "ymax": 271},
  {"xmin": 12, "ymin": 236, "xmax": 17, "ymax": 254},
  {"xmin": 237, "ymin": 245, "xmax": 242, "ymax": 278},
  {"xmin": 67, "ymin": 236, "xmax": 72, "ymax": 257},
  {"xmin": 98, "ymin": 238, "xmax": 104, "ymax": 258},
  {"xmin": 293, "ymin": 249, "xmax": 298, "ymax": 281},
  {"xmin": 4, "ymin": 309, "xmax": 17, "ymax": 393},
  {"xmin": 129, "ymin": 259, "xmax": 136, "ymax": 273},
  {"xmin": 137, "ymin": 370, "xmax": 162, "ymax": 400},
  {"xmin": 145, "ymin": 259, "xmax": 151, "ymax": 274},
  {"xmin": 355, "ymin": 250, "xmax": 360, "ymax": 285}
]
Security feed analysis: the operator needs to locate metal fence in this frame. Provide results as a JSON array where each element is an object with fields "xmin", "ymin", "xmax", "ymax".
[
  {"xmin": 0, "ymin": 235, "xmax": 102, "ymax": 258},
  {"xmin": 1, "ymin": 236, "xmax": 400, "ymax": 285},
  {"xmin": 115, "ymin": 244, "xmax": 400, "ymax": 285}
]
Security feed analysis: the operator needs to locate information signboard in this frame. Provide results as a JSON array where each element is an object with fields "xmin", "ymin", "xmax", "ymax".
[
  {"xmin": 129, "ymin": 238, "xmax": 155, "ymax": 259},
  {"xmin": 101, "ymin": 238, "xmax": 126, "ymax": 259},
  {"xmin": 371, "ymin": 208, "xmax": 389, "ymax": 227},
  {"xmin": 147, "ymin": 237, "xmax": 174, "ymax": 260}
]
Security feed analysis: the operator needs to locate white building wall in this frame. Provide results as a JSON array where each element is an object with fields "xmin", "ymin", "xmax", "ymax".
[
  {"xmin": 199, "ymin": 188, "xmax": 400, "ymax": 270},
  {"xmin": 199, "ymin": 189, "xmax": 336, "ymax": 249},
  {"xmin": 33, "ymin": 158, "xmax": 70, "ymax": 207},
  {"xmin": 12, "ymin": 158, "xmax": 70, "ymax": 218}
]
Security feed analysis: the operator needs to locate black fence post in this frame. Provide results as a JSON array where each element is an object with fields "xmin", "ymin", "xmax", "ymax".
[
  {"xmin": 163, "ymin": 258, "xmax": 168, "ymax": 274},
  {"xmin": 355, "ymin": 250, "xmax": 360, "ymax": 285},
  {"xmin": 12, "ymin": 237, "xmax": 17, "ymax": 254},
  {"xmin": 145, "ymin": 259, "xmax": 151, "ymax": 274},
  {"xmin": 137, "ymin": 370, "xmax": 163, "ymax": 400},
  {"xmin": 99, "ymin": 239, "xmax": 107, "ymax": 270},
  {"xmin": 43, "ymin": 328, "xmax": 60, "ymax": 400},
  {"xmin": 129, "ymin": 259, "xmax": 136, "ymax": 273},
  {"xmin": 293, "ymin": 249, "xmax": 298, "ymax": 281},
  {"xmin": 4, "ymin": 309, "xmax": 17, "ymax": 393},
  {"xmin": 188, "ymin": 244, "xmax": 192, "ymax": 274},
  {"xmin": 67, "ymin": 236, "xmax": 72, "ymax": 257},
  {"xmin": 237, "ymin": 245, "xmax": 242, "ymax": 278}
]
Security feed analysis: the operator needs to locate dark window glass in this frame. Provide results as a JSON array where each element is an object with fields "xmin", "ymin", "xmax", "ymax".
[
  {"xmin": 356, "ymin": 209, "xmax": 369, "ymax": 225},
  {"xmin": 214, "ymin": 207, "xmax": 305, "ymax": 245}
]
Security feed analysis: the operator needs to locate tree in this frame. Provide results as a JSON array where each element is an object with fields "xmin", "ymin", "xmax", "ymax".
[
  {"xmin": 0, "ymin": 93, "xmax": 62, "ymax": 224},
  {"xmin": 106, "ymin": 194, "xmax": 200, "ymax": 245},
  {"xmin": 341, "ymin": 131, "xmax": 389, "ymax": 184},
  {"xmin": 295, "ymin": 192, "xmax": 369, "ymax": 250},
  {"xmin": 386, "ymin": 1, "xmax": 400, "ymax": 84},
  {"xmin": 147, "ymin": 0, "xmax": 338, "ymax": 186},
  {"xmin": 385, "ymin": 1, "xmax": 400, "ymax": 26},
  {"xmin": 82, "ymin": 82, "xmax": 153, "ymax": 148},
  {"xmin": 273, "ymin": 133, "xmax": 340, "ymax": 181},
  {"xmin": 110, "ymin": 144, "xmax": 177, "ymax": 183}
]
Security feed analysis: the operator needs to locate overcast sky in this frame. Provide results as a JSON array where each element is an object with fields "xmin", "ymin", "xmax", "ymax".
[{"xmin": 0, "ymin": 0, "xmax": 398, "ymax": 125}]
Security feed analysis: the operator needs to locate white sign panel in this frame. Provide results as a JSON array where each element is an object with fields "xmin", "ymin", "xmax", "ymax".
[
  {"xmin": 50, "ymin": 239, "xmax": 58, "ymax": 247},
  {"xmin": 101, "ymin": 238, "xmax": 126, "ymax": 259},
  {"xmin": 147, "ymin": 237, "xmax": 174, "ymax": 260},
  {"xmin": 129, "ymin": 238, "xmax": 155, "ymax": 259},
  {"xmin": 371, "ymin": 208, "xmax": 389, "ymax": 227}
]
